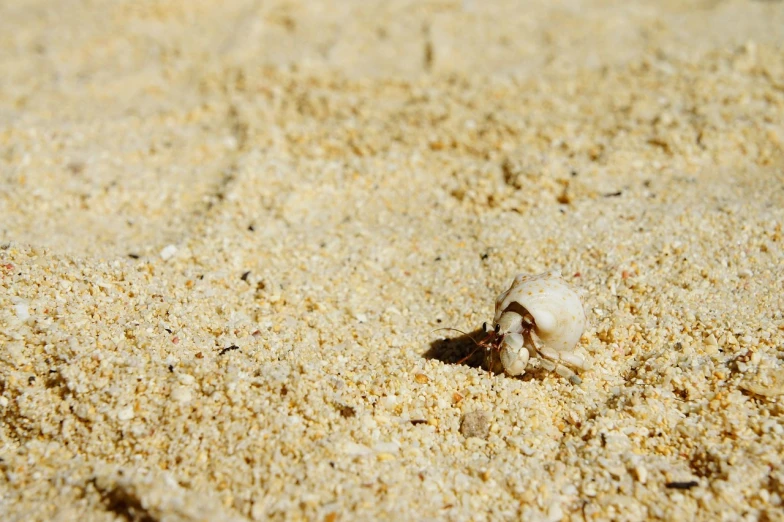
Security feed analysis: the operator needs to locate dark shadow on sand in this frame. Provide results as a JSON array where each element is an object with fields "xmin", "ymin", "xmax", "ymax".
[{"xmin": 424, "ymin": 328, "xmax": 488, "ymax": 370}]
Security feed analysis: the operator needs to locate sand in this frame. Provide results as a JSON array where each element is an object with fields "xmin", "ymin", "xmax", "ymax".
[{"xmin": 2, "ymin": 1, "xmax": 784, "ymax": 520}]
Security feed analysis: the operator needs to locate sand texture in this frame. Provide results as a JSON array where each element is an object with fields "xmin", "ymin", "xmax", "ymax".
[{"xmin": 2, "ymin": 1, "xmax": 784, "ymax": 520}]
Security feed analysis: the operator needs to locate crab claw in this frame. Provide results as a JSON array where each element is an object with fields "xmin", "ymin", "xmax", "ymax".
[{"xmin": 499, "ymin": 332, "xmax": 529, "ymax": 376}]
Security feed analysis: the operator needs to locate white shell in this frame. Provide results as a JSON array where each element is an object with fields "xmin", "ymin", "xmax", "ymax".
[{"xmin": 494, "ymin": 270, "xmax": 586, "ymax": 355}]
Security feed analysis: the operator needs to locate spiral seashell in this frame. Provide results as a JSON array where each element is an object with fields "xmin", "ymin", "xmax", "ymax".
[{"xmin": 494, "ymin": 270, "xmax": 586, "ymax": 356}]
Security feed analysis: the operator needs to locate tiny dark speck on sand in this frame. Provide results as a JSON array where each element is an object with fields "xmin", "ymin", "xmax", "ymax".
[
  {"xmin": 665, "ymin": 481, "xmax": 699, "ymax": 490},
  {"xmin": 219, "ymin": 345, "xmax": 240, "ymax": 356}
]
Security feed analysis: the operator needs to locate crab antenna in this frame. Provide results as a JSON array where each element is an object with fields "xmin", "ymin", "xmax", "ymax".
[{"xmin": 430, "ymin": 327, "xmax": 483, "ymax": 348}]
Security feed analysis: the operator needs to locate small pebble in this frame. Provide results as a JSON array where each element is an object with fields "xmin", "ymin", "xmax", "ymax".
[
  {"xmin": 547, "ymin": 502, "xmax": 564, "ymax": 522},
  {"xmin": 160, "ymin": 244, "xmax": 178, "ymax": 260},
  {"xmin": 171, "ymin": 386, "xmax": 192, "ymax": 403},
  {"xmin": 636, "ymin": 465, "xmax": 648, "ymax": 484},
  {"xmin": 14, "ymin": 302, "xmax": 30, "ymax": 321},
  {"xmin": 117, "ymin": 407, "xmax": 135, "ymax": 421},
  {"xmin": 460, "ymin": 410, "xmax": 490, "ymax": 439},
  {"xmin": 342, "ymin": 442, "xmax": 373, "ymax": 456}
]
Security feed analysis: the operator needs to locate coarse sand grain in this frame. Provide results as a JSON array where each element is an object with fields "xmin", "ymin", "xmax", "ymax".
[{"xmin": 2, "ymin": 1, "xmax": 784, "ymax": 520}]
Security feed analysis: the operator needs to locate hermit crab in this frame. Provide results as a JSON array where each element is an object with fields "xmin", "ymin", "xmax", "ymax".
[{"xmin": 459, "ymin": 270, "xmax": 588, "ymax": 384}]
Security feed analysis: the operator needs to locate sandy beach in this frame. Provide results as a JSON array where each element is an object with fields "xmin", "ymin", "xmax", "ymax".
[{"xmin": 2, "ymin": 1, "xmax": 784, "ymax": 520}]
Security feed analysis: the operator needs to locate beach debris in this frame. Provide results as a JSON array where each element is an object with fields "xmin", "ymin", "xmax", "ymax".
[
  {"xmin": 460, "ymin": 410, "xmax": 490, "ymax": 439},
  {"xmin": 218, "ymin": 345, "xmax": 240, "ymax": 356},
  {"xmin": 739, "ymin": 366, "xmax": 784, "ymax": 398},
  {"xmin": 477, "ymin": 270, "xmax": 588, "ymax": 384},
  {"xmin": 335, "ymin": 404, "xmax": 356, "ymax": 418},
  {"xmin": 665, "ymin": 480, "xmax": 699, "ymax": 490}
]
